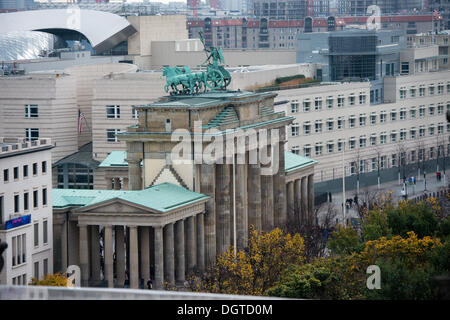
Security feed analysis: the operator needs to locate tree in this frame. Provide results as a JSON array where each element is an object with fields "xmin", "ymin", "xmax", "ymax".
[
  {"xmin": 327, "ymin": 225, "xmax": 362, "ymax": 255},
  {"xmin": 29, "ymin": 273, "xmax": 69, "ymax": 287},
  {"xmin": 194, "ymin": 228, "xmax": 305, "ymax": 296}
]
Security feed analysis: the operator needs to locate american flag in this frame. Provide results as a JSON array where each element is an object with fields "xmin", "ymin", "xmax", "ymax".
[{"xmin": 78, "ymin": 109, "xmax": 85, "ymax": 134}]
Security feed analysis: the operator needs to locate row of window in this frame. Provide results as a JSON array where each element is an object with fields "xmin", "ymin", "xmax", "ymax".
[
  {"xmin": 11, "ymin": 258, "xmax": 49, "ymax": 285},
  {"xmin": 291, "ymin": 103, "xmax": 449, "ymax": 136},
  {"xmin": 13, "ymin": 188, "xmax": 48, "ymax": 214},
  {"xmin": 296, "ymin": 130, "xmax": 449, "ymax": 157},
  {"xmin": 399, "ymin": 82, "xmax": 450, "ymax": 99},
  {"xmin": 290, "ymin": 92, "xmax": 368, "ymax": 113},
  {"xmin": 106, "ymin": 105, "xmax": 138, "ymax": 119},
  {"xmin": 2, "ymin": 161, "xmax": 47, "ymax": 183},
  {"xmin": 11, "ymin": 234, "xmax": 26, "ymax": 267}
]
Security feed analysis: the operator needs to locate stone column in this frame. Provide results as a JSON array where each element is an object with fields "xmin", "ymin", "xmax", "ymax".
[
  {"xmin": 79, "ymin": 224, "xmax": 89, "ymax": 287},
  {"xmin": 127, "ymin": 159, "xmax": 142, "ymax": 191},
  {"xmin": 274, "ymin": 141, "xmax": 287, "ymax": 228},
  {"xmin": 104, "ymin": 225, "xmax": 114, "ymax": 288},
  {"xmin": 175, "ymin": 220, "xmax": 185, "ymax": 284},
  {"xmin": 129, "ymin": 226, "xmax": 139, "ymax": 289},
  {"xmin": 163, "ymin": 223, "xmax": 175, "ymax": 287},
  {"xmin": 185, "ymin": 216, "xmax": 196, "ymax": 274},
  {"xmin": 247, "ymin": 163, "xmax": 262, "ymax": 231},
  {"xmin": 216, "ymin": 163, "xmax": 231, "ymax": 256},
  {"xmin": 301, "ymin": 177, "xmax": 308, "ymax": 225},
  {"xmin": 140, "ymin": 226, "xmax": 150, "ymax": 283},
  {"xmin": 61, "ymin": 219, "xmax": 68, "ymax": 272},
  {"xmin": 261, "ymin": 159, "xmax": 274, "ymax": 232},
  {"xmin": 200, "ymin": 164, "xmax": 216, "ymax": 268},
  {"xmin": 113, "ymin": 177, "xmax": 121, "ymax": 190},
  {"xmin": 90, "ymin": 225, "xmax": 101, "ymax": 282},
  {"xmin": 154, "ymin": 226, "xmax": 164, "ymax": 290},
  {"xmin": 307, "ymin": 174, "xmax": 315, "ymax": 225},
  {"xmin": 235, "ymin": 162, "xmax": 248, "ymax": 250},
  {"xmin": 115, "ymin": 225, "xmax": 125, "ymax": 287},
  {"xmin": 122, "ymin": 177, "xmax": 129, "ymax": 190},
  {"xmin": 294, "ymin": 179, "xmax": 301, "ymax": 224},
  {"xmin": 287, "ymin": 181, "xmax": 295, "ymax": 224},
  {"xmin": 196, "ymin": 213, "xmax": 205, "ymax": 272}
]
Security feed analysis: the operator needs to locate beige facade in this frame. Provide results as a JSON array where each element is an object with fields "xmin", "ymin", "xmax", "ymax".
[
  {"xmin": 275, "ymin": 70, "xmax": 450, "ymax": 183},
  {"xmin": 0, "ymin": 74, "xmax": 77, "ymax": 163}
]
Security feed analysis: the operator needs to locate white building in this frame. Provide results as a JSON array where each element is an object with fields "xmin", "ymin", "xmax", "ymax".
[
  {"xmin": 275, "ymin": 69, "xmax": 450, "ymax": 186},
  {"xmin": 0, "ymin": 137, "xmax": 53, "ymax": 285}
]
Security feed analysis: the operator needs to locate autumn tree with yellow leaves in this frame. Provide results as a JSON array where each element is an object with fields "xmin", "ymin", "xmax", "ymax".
[{"xmin": 194, "ymin": 227, "xmax": 305, "ymax": 296}]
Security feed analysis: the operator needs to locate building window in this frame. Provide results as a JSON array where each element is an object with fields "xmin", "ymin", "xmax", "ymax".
[
  {"xmin": 132, "ymin": 108, "xmax": 139, "ymax": 119},
  {"xmin": 410, "ymin": 87, "xmax": 416, "ymax": 98},
  {"xmin": 390, "ymin": 131, "xmax": 397, "ymax": 142},
  {"xmin": 399, "ymin": 87, "xmax": 406, "ymax": 99},
  {"xmin": 43, "ymin": 259, "xmax": 48, "ymax": 277},
  {"xmin": 429, "ymin": 125, "xmax": 435, "ymax": 136},
  {"xmin": 327, "ymin": 119, "xmax": 334, "ymax": 131},
  {"xmin": 400, "ymin": 108, "xmax": 406, "ymax": 120},
  {"xmin": 380, "ymin": 156, "xmax": 386, "ymax": 169},
  {"xmin": 380, "ymin": 112, "xmax": 386, "ymax": 123},
  {"xmin": 315, "ymin": 120, "xmax": 323, "ymax": 133},
  {"xmin": 429, "ymin": 105, "xmax": 435, "ymax": 116},
  {"xmin": 23, "ymin": 165, "xmax": 28, "ymax": 178},
  {"xmin": 337, "ymin": 118, "xmax": 344, "ymax": 130},
  {"xmin": 34, "ymin": 261, "xmax": 39, "ymax": 280},
  {"xmin": 291, "ymin": 146, "xmax": 300, "ymax": 155},
  {"xmin": 3, "ymin": 169, "xmax": 8, "ymax": 182},
  {"xmin": 410, "ymin": 128, "xmax": 416, "ymax": 139},
  {"xmin": 291, "ymin": 124, "xmax": 299, "ymax": 137},
  {"xmin": 106, "ymin": 105, "xmax": 120, "ymax": 119},
  {"xmin": 42, "ymin": 161, "xmax": 47, "ymax": 174},
  {"xmin": 419, "ymin": 106, "xmax": 425, "ymax": 118},
  {"xmin": 438, "ymin": 83, "xmax": 444, "ymax": 95},
  {"xmin": 429, "ymin": 85, "xmax": 435, "ymax": 96},
  {"xmin": 33, "ymin": 190, "xmax": 38, "ymax": 208},
  {"xmin": 42, "ymin": 188, "xmax": 47, "ymax": 206},
  {"xmin": 327, "ymin": 141, "xmax": 334, "ymax": 153},
  {"xmin": 349, "ymin": 138, "xmax": 356, "ymax": 150},
  {"xmin": 34, "ymin": 222, "xmax": 39, "ymax": 247},
  {"xmin": 359, "ymin": 136, "xmax": 366, "ymax": 148},
  {"xmin": 303, "ymin": 122, "xmax": 310, "ymax": 135},
  {"xmin": 438, "ymin": 104, "xmax": 444, "ymax": 115},
  {"xmin": 349, "ymin": 115, "xmax": 356, "ymax": 128},
  {"xmin": 390, "ymin": 110, "xmax": 397, "ymax": 121},
  {"xmin": 370, "ymin": 135, "xmax": 377, "ymax": 146},
  {"xmin": 291, "ymin": 101, "xmax": 299, "ymax": 113},
  {"xmin": 359, "ymin": 114, "xmax": 366, "ymax": 127},
  {"xmin": 326, "ymin": 97, "xmax": 333, "ymax": 109},
  {"xmin": 315, "ymin": 144, "xmax": 323, "ymax": 156},
  {"xmin": 391, "ymin": 154, "xmax": 397, "ymax": 167},
  {"xmin": 419, "ymin": 126, "xmax": 426, "ymax": 137},
  {"xmin": 14, "ymin": 194, "xmax": 19, "ymax": 213},
  {"xmin": 314, "ymin": 97, "xmax": 322, "ymax": 110},
  {"xmin": 337, "ymin": 140, "xmax": 343, "ymax": 152},
  {"xmin": 43, "ymin": 220, "xmax": 48, "ymax": 244},
  {"xmin": 419, "ymin": 86, "xmax": 425, "ymax": 97},
  {"xmin": 380, "ymin": 132, "xmax": 387, "ymax": 144},
  {"xmin": 429, "ymin": 147, "xmax": 435, "ymax": 159},
  {"xmin": 438, "ymin": 123, "xmax": 444, "ymax": 135},
  {"xmin": 25, "ymin": 128, "xmax": 39, "ymax": 141},
  {"xmin": 359, "ymin": 93, "xmax": 366, "ymax": 105},
  {"xmin": 33, "ymin": 163, "xmax": 38, "ymax": 175},
  {"xmin": 304, "ymin": 145, "xmax": 311, "ymax": 157},
  {"xmin": 349, "ymin": 94, "xmax": 355, "ymax": 106},
  {"xmin": 13, "ymin": 167, "xmax": 19, "ymax": 180},
  {"xmin": 303, "ymin": 100, "xmax": 311, "ymax": 112},
  {"xmin": 370, "ymin": 113, "xmax": 376, "ymax": 125},
  {"xmin": 25, "ymin": 104, "xmax": 38, "ymax": 118},
  {"xmin": 400, "ymin": 129, "xmax": 407, "ymax": 141},
  {"xmin": 337, "ymin": 96, "xmax": 344, "ymax": 108},
  {"xmin": 24, "ymin": 192, "xmax": 29, "ymax": 211},
  {"xmin": 106, "ymin": 129, "xmax": 120, "ymax": 142},
  {"xmin": 410, "ymin": 108, "xmax": 416, "ymax": 119}
]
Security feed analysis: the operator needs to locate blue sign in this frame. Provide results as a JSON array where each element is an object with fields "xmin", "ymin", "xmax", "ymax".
[{"xmin": 5, "ymin": 214, "xmax": 31, "ymax": 230}]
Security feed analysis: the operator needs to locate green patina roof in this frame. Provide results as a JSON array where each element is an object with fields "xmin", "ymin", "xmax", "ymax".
[
  {"xmin": 203, "ymin": 105, "xmax": 240, "ymax": 129},
  {"xmin": 52, "ymin": 182, "xmax": 209, "ymax": 213},
  {"xmin": 96, "ymin": 150, "xmax": 315, "ymax": 174},
  {"xmin": 99, "ymin": 151, "xmax": 129, "ymax": 167},
  {"xmin": 284, "ymin": 151, "xmax": 317, "ymax": 173}
]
